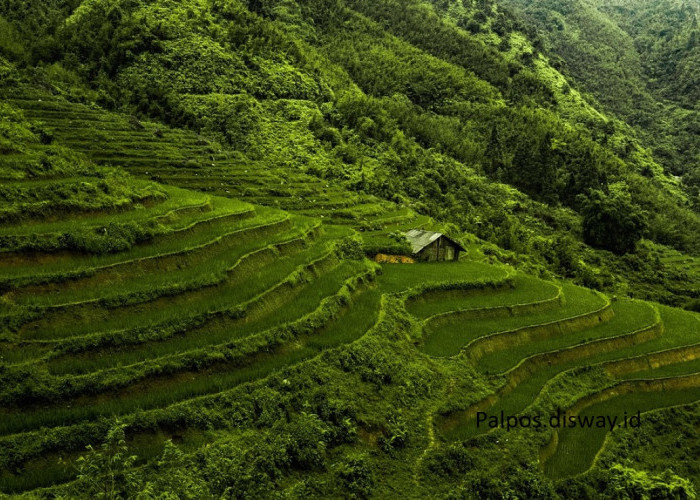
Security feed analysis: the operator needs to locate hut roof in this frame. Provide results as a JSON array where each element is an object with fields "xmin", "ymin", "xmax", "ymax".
[{"xmin": 404, "ymin": 229, "xmax": 466, "ymax": 255}]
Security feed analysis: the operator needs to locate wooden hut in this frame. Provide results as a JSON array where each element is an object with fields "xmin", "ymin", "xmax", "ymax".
[{"xmin": 404, "ymin": 229, "xmax": 465, "ymax": 262}]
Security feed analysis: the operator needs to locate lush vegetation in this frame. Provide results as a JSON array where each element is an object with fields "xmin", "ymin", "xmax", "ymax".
[
  {"xmin": 499, "ymin": 0, "xmax": 700, "ymax": 205},
  {"xmin": 1, "ymin": 0, "xmax": 700, "ymax": 306},
  {"xmin": 0, "ymin": 0, "xmax": 699, "ymax": 498}
]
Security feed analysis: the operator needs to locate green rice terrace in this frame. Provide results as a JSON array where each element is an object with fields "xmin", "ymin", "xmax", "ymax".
[{"xmin": 1, "ymin": 83, "xmax": 700, "ymax": 498}]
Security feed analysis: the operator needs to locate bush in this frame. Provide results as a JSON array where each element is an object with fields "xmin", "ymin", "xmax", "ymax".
[
  {"xmin": 336, "ymin": 235, "xmax": 365, "ymax": 260},
  {"xmin": 423, "ymin": 444, "xmax": 474, "ymax": 478},
  {"xmin": 61, "ymin": 221, "xmax": 161, "ymax": 254},
  {"xmin": 277, "ymin": 412, "xmax": 329, "ymax": 470},
  {"xmin": 603, "ymin": 464, "xmax": 697, "ymax": 500},
  {"xmin": 683, "ymin": 299, "xmax": 700, "ymax": 313},
  {"xmin": 73, "ymin": 420, "xmax": 141, "ymax": 500},
  {"xmin": 336, "ymin": 453, "xmax": 374, "ymax": 499},
  {"xmin": 379, "ymin": 414, "xmax": 409, "ymax": 453},
  {"xmin": 579, "ymin": 186, "xmax": 648, "ymax": 255}
]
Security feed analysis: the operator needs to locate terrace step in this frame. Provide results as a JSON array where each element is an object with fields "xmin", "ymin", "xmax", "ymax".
[
  {"xmin": 0, "ymin": 185, "xmax": 215, "ymax": 238},
  {"xmin": 10, "ymin": 215, "xmax": 294, "ymax": 314},
  {"xmin": 7, "ymin": 93, "xmax": 412, "ymax": 236},
  {"xmin": 13, "ymin": 217, "xmax": 316, "ymax": 339},
  {"xmin": 16, "ymin": 225, "xmax": 340, "ymax": 343},
  {"xmin": 437, "ymin": 300, "xmax": 662, "ymax": 441},
  {"xmin": 44, "ymin": 258, "xmax": 378, "ymax": 377},
  {"xmin": 541, "ymin": 374, "xmax": 700, "ymax": 479},
  {"xmin": 410, "ymin": 275, "xmax": 562, "ymax": 322},
  {"xmin": 0, "ymin": 196, "xmax": 252, "ymax": 276},
  {"xmin": 0, "ymin": 261, "xmax": 512, "ymax": 476},
  {"xmin": 0, "ymin": 182, "xmax": 169, "ymax": 226},
  {"xmin": 0, "ymin": 260, "xmax": 371, "ymax": 435},
  {"xmin": 420, "ymin": 283, "xmax": 610, "ymax": 358}
]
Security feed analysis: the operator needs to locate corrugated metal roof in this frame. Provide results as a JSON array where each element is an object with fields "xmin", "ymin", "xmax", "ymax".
[
  {"xmin": 405, "ymin": 229, "xmax": 441, "ymax": 254},
  {"xmin": 404, "ymin": 229, "xmax": 465, "ymax": 254}
]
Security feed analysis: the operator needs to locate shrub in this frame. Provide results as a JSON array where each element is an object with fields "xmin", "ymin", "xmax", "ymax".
[
  {"xmin": 277, "ymin": 412, "xmax": 329, "ymax": 470},
  {"xmin": 603, "ymin": 464, "xmax": 697, "ymax": 500},
  {"xmin": 379, "ymin": 414, "xmax": 409, "ymax": 453},
  {"xmin": 336, "ymin": 235, "xmax": 365, "ymax": 260},
  {"xmin": 579, "ymin": 186, "xmax": 648, "ymax": 255},
  {"xmin": 61, "ymin": 221, "xmax": 161, "ymax": 254},
  {"xmin": 682, "ymin": 299, "xmax": 700, "ymax": 313},
  {"xmin": 336, "ymin": 453, "xmax": 374, "ymax": 499},
  {"xmin": 138, "ymin": 440, "xmax": 211, "ymax": 499},
  {"xmin": 73, "ymin": 420, "xmax": 141, "ymax": 500},
  {"xmin": 423, "ymin": 444, "xmax": 474, "ymax": 478}
]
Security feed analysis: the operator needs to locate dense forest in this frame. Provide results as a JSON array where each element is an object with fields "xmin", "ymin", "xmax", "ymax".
[
  {"xmin": 0, "ymin": 0, "xmax": 699, "ymax": 498},
  {"xmin": 2, "ymin": 0, "xmax": 700, "ymax": 304},
  {"xmin": 499, "ymin": 0, "xmax": 700, "ymax": 201}
]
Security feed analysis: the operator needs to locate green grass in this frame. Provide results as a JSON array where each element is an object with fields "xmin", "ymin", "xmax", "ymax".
[
  {"xmin": 0, "ymin": 175, "xmax": 152, "ymax": 198},
  {"xmin": 305, "ymin": 285, "xmax": 381, "ymax": 350},
  {"xmin": 4, "ymin": 59, "xmax": 700, "ymax": 499},
  {"xmin": 377, "ymin": 261, "xmax": 509, "ymax": 294},
  {"xmin": 20, "ymin": 225, "xmax": 337, "ymax": 341},
  {"xmin": 0, "ymin": 344, "xmax": 50, "ymax": 365},
  {"xmin": 581, "ymin": 306, "xmax": 700, "ymax": 377},
  {"xmin": 0, "ymin": 197, "xmax": 256, "ymax": 282},
  {"xmin": 366, "ymin": 214, "xmax": 432, "ymax": 234},
  {"xmin": 1, "ymin": 184, "xmax": 164, "ymax": 226},
  {"xmin": 543, "ymin": 387, "xmax": 700, "ymax": 479},
  {"xmin": 0, "ymin": 263, "xmax": 370, "ymax": 435},
  {"xmin": 477, "ymin": 300, "xmax": 657, "ymax": 373},
  {"xmin": 0, "ymin": 261, "xmax": 502, "ymax": 459},
  {"xmin": 0, "ymin": 427, "xmax": 211, "ymax": 494},
  {"xmin": 7, "ymin": 206, "xmax": 280, "ymax": 294},
  {"xmin": 407, "ymin": 274, "xmax": 559, "ymax": 319},
  {"xmin": 440, "ymin": 300, "xmax": 658, "ymax": 441},
  {"xmin": 47, "ymin": 264, "xmax": 380, "ymax": 377},
  {"xmin": 53, "ymin": 256, "xmax": 360, "ymax": 370},
  {"xmin": 0, "ymin": 185, "xmax": 216, "ymax": 237},
  {"xmin": 41, "ymin": 242, "xmax": 360, "ymax": 373},
  {"xmin": 12, "ymin": 212, "xmax": 295, "ymax": 310},
  {"xmin": 2, "ymin": 260, "xmax": 505, "ymax": 444},
  {"xmin": 13, "ymin": 222, "xmax": 313, "ymax": 346},
  {"xmin": 370, "ymin": 206, "xmax": 415, "ymax": 221},
  {"xmin": 619, "ymin": 357, "xmax": 700, "ymax": 379},
  {"xmin": 421, "ymin": 283, "xmax": 607, "ymax": 357}
]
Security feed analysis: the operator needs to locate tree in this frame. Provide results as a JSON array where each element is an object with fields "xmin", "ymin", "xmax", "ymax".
[
  {"xmin": 74, "ymin": 420, "xmax": 140, "ymax": 499},
  {"xmin": 578, "ymin": 185, "xmax": 648, "ymax": 255}
]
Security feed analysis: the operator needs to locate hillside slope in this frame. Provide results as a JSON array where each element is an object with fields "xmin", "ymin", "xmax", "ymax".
[
  {"xmin": 499, "ymin": 0, "xmax": 700, "ymax": 198},
  {"xmin": 0, "ymin": 1, "xmax": 699, "ymax": 498},
  {"xmin": 1, "ymin": 0, "xmax": 699, "ymax": 308},
  {"xmin": 0, "ymin": 57, "xmax": 698, "ymax": 499},
  {"xmin": 0, "ymin": 92, "xmax": 699, "ymax": 498}
]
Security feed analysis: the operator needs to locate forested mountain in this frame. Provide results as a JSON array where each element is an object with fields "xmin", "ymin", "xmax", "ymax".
[
  {"xmin": 1, "ymin": 0, "xmax": 699, "ymax": 498},
  {"xmin": 2, "ymin": 0, "xmax": 699, "ymax": 306},
  {"xmin": 499, "ymin": 0, "xmax": 700, "ymax": 199}
]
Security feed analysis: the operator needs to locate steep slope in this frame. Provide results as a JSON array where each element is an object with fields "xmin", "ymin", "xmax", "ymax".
[
  {"xmin": 2, "ymin": 0, "xmax": 699, "ymax": 309},
  {"xmin": 0, "ymin": 55, "xmax": 699, "ymax": 499},
  {"xmin": 1, "ymin": 2, "xmax": 700, "ymax": 498},
  {"xmin": 499, "ymin": 0, "xmax": 700, "ymax": 196}
]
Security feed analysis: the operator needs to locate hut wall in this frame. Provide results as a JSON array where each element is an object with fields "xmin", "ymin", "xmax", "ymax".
[{"xmin": 416, "ymin": 237, "xmax": 460, "ymax": 261}]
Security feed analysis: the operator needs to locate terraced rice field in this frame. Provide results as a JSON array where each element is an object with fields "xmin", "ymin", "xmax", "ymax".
[
  {"xmin": 421, "ymin": 275, "xmax": 700, "ymax": 479},
  {"xmin": 657, "ymin": 246, "xmax": 700, "ymax": 293},
  {"xmin": 0, "ymin": 87, "xmax": 436, "ymax": 493},
  {"xmin": 3, "ymin": 95, "xmax": 408, "ymax": 228},
  {"xmin": 2, "ymin": 86, "xmax": 700, "ymax": 495},
  {"xmin": 543, "ymin": 386, "xmax": 700, "ymax": 478}
]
